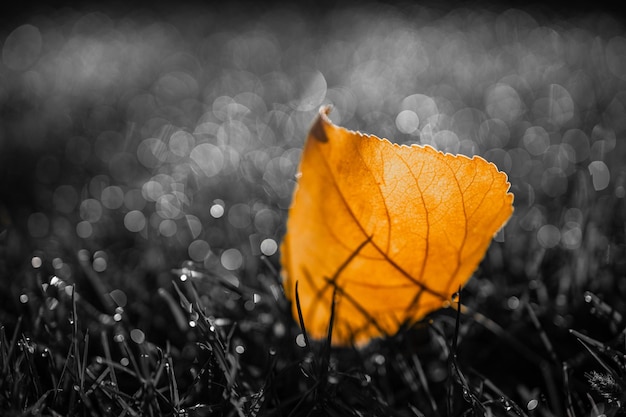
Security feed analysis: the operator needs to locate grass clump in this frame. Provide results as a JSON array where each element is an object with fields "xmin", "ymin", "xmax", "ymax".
[{"xmin": 3, "ymin": 249, "xmax": 626, "ymax": 416}]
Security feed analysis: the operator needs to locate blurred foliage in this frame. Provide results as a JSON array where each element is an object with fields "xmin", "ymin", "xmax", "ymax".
[{"xmin": 2, "ymin": 2, "xmax": 626, "ymax": 416}]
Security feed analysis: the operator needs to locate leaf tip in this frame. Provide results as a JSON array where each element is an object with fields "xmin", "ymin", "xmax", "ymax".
[{"xmin": 310, "ymin": 106, "xmax": 333, "ymax": 143}]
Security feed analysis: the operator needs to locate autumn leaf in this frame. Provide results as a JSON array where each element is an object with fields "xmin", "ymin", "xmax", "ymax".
[{"xmin": 281, "ymin": 106, "xmax": 514, "ymax": 346}]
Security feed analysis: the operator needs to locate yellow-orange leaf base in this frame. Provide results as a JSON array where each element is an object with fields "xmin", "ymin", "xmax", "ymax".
[{"xmin": 281, "ymin": 106, "xmax": 514, "ymax": 346}]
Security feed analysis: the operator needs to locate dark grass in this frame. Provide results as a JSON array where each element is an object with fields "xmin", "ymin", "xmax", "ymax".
[
  {"xmin": 2, "ymin": 2, "xmax": 626, "ymax": 416},
  {"xmin": 3, "ymin": 214, "xmax": 626, "ymax": 415}
]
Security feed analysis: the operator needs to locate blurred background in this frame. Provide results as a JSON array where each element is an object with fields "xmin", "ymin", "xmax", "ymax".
[{"xmin": 2, "ymin": 1, "xmax": 626, "ymax": 402}]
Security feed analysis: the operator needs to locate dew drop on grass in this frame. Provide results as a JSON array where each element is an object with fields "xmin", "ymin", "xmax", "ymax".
[
  {"xmin": 361, "ymin": 374, "xmax": 372, "ymax": 385},
  {"xmin": 373, "ymin": 354, "xmax": 385, "ymax": 365},
  {"xmin": 190, "ymin": 143, "xmax": 224, "ymax": 177},
  {"xmin": 588, "ymin": 160, "xmax": 610, "ymax": 191},
  {"xmin": 169, "ymin": 130, "xmax": 195, "ymax": 157},
  {"xmin": 93, "ymin": 257, "xmax": 107, "ymax": 272},
  {"xmin": 159, "ymin": 219, "xmax": 178, "ymax": 237},
  {"xmin": 260, "ymin": 238, "xmax": 278, "ymax": 256},
  {"xmin": 109, "ymin": 289, "xmax": 127, "ymax": 307},
  {"xmin": 561, "ymin": 223, "xmax": 582, "ymax": 250},
  {"xmin": 188, "ymin": 239, "xmax": 210, "ymax": 262},
  {"xmin": 235, "ymin": 345, "xmax": 245, "ymax": 354},
  {"xmin": 210, "ymin": 202, "xmax": 225, "ymax": 218},
  {"xmin": 295, "ymin": 333, "xmax": 306, "ymax": 347},
  {"xmin": 507, "ymin": 296, "xmax": 520, "ymax": 310},
  {"xmin": 462, "ymin": 388, "xmax": 472, "ymax": 401},
  {"xmin": 273, "ymin": 322, "xmax": 286, "ymax": 337},
  {"xmin": 19, "ymin": 294, "xmax": 29, "ymax": 303},
  {"xmin": 396, "ymin": 110, "xmax": 420, "ymax": 134},
  {"xmin": 221, "ymin": 248, "xmax": 243, "ymax": 270},
  {"xmin": 31, "ymin": 256, "xmax": 42, "ymax": 268},
  {"xmin": 124, "ymin": 210, "xmax": 146, "ymax": 232},
  {"xmin": 77, "ymin": 249, "xmax": 90, "ymax": 262},
  {"xmin": 52, "ymin": 259, "xmax": 63, "ymax": 270},
  {"xmin": 120, "ymin": 357, "xmax": 129, "ymax": 366},
  {"xmin": 101, "ymin": 186, "xmax": 124, "ymax": 209},
  {"xmin": 76, "ymin": 221, "xmax": 93, "ymax": 238},
  {"xmin": 527, "ymin": 399, "xmax": 538, "ymax": 411},
  {"xmin": 130, "ymin": 328, "xmax": 145, "ymax": 344},
  {"xmin": 185, "ymin": 215, "xmax": 203, "ymax": 239},
  {"xmin": 541, "ymin": 167, "xmax": 568, "ymax": 197},
  {"xmin": 46, "ymin": 298, "xmax": 59, "ymax": 310},
  {"xmin": 537, "ymin": 224, "xmax": 560, "ymax": 248},
  {"xmin": 502, "ymin": 399, "xmax": 512, "ymax": 411},
  {"xmin": 79, "ymin": 199, "xmax": 103, "ymax": 223}
]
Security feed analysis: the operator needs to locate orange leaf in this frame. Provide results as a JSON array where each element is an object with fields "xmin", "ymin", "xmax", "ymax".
[{"xmin": 281, "ymin": 106, "xmax": 514, "ymax": 346}]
